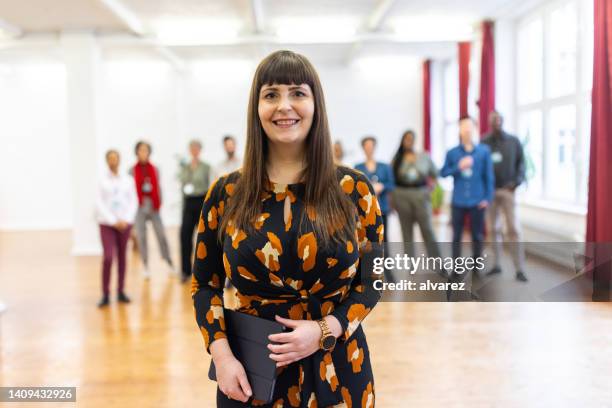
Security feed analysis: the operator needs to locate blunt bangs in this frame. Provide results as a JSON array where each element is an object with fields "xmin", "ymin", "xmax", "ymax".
[{"xmin": 256, "ymin": 51, "xmax": 316, "ymax": 90}]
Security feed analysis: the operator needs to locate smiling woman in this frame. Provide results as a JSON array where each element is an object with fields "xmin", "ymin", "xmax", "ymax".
[
  {"xmin": 191, "ymin": 50, "xmax": 384, "ymax": 407},
  {"xmin": 258, "ymin": 83, "xmax": 314, "ymax": 146}
]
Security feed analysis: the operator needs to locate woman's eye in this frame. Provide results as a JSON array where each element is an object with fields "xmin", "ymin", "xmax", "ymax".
[
  {"xmin": 293, "ymin": 90, "xmax": 306, "ymax": 97},
  {"xmin": 263, "ymin": 92, "xmax": 276, "ymax": 99}
]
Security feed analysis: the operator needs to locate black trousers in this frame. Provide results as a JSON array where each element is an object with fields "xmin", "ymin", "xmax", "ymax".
[
  {"xmin": 451, "ymin": 205, "xmax": 485, "ymax": 260},
  {"xmin": 180, "ymin": 195, "xmax": 205, "ymax": 277}
]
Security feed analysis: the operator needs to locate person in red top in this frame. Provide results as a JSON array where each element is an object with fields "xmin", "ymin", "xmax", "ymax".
[{"xmin": 132, "ymin": 141, "xmax": 174, "ymax": 278}]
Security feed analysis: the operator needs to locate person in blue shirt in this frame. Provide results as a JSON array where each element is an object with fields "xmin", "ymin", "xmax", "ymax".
[
  {"xmin": 355, "ymin": 136, "xmax": 395, "ymax": 245},
  {"xmin": 440, "ymin": 116, "xmax": 494, "ymax": 274}
]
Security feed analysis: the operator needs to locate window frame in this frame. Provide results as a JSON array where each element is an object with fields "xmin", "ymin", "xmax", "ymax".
[{"xmin": 513, "ymin": 0, "xmax": 592, "ymax": 208}]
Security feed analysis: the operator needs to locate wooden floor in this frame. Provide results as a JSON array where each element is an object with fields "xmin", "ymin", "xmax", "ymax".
[{"xmin": 1, "ymin": 229, "xmax": 612, "ymax": 408}]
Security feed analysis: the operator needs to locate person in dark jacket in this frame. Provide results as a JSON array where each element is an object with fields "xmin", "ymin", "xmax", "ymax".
[{"xmin": 481, "ymin": 111, "xmax": 528, "ymax": 282}]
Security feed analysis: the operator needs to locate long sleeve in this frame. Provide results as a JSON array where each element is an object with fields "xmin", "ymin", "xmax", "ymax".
[
  {"xmin": 483, "ymin": 149, "xmax": 495, "ymax": 203},
  {"xmin": 191, "ymin": 176, "xmax": 228, "ymax": 353},
  {"xmin": 155, "ymin": 166, "xmax": 163, "ymax": 205},
  {"xmin": 178, "ymin": 163, "xmax": 190, "ymax": 185},
  {"xmin": 331, "ymin": 176, "xmax": 384, "ymax": 342},
  {"xmin": 427, "ymin": 155, "xmax": 439, "ymax": 178},
  {"xmin": 515, "ymin": 139, "xmax": 526, "ymax": 187},
  {"xmin": 440, "ymin": 150, "xmax": 460, "ymax": 178},
  {"xmin": 96, "ymin": 181, "xmax": 117, "ymax": 226},
  {"xmin": 381, "ymin": 164, "xmax": 395, "ymax": 194},
  {"xmin": 125, "ymin": 177, "xmax": 138, "ymax": 224}
]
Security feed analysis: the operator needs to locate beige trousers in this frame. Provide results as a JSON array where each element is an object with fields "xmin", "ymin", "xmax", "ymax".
[{"xmin": 487, "ymin": 189, "xmax": 525, "ymax": 272}]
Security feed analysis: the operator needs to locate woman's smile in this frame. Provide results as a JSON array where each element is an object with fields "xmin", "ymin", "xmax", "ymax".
[
  {"xmin": 272, "ymin": 118, "xmax": 300, "ymax": 128},
  {"xmin": 259, "ymin": 83, "xmax": 314, "ymax": 145}
]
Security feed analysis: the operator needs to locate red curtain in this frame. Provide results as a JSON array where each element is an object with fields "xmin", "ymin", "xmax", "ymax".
[
  {"xmin": 458, "ymin": 42, "xmax": 472, "ymax": 118},
  {"xmin": 479, "ymin": 21, "xmax": 496, "ymax": 136},
  {"xmin": 586, "ymin": 0, "xmax": 612, "ymax": 243},
  {"xmin": 422, "ymin": 60, "xmax": 432, "ymax": 152}
]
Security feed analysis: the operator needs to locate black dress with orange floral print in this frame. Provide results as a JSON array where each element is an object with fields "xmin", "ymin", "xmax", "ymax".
[{"xmin": 192, "ymin": 166, "xmax": 384, "ymax": 408}]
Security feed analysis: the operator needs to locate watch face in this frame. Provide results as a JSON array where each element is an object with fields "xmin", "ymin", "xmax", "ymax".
[{"xmin": 322, "ymin": 336, "xmax": 336, "ymax": 350}]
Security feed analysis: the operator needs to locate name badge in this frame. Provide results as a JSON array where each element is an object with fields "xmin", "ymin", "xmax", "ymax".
[
  {"xmin": 407, "ymin": 167, "xmax": 419, "ymax": 181},
  {"xmin": 142, "ymin": 181, "xmax": 153, "ymax": 193},
  {"xmin": 461, "ymin": 168, "xmax": 473, "ymax": 178},
  {"xmin": 183, "ymin": 183, "xmax": 195, "ymax": 195},
  {"xmin": 491, "ymin": 152, "xmax": 503, "ymax": 164}
]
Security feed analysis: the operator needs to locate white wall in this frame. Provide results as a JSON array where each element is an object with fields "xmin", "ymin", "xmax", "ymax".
[
  {"xmin": 97, "ymin": 58, "xmax": 185, "ymax": 225},
  {"xmin": 0, "ymin": 55, "xmax": 73, "ymax": 230},
  {"xmin": 324, "ymin": 56, "xmax": 422, "ymax": 166},
  {"xmin": 0, "ymin": 45, "xmax": 422, "ymax": 238},
  {"xmin": 494, "ymin": 15, "xmax": 586, "ymax": 242}
]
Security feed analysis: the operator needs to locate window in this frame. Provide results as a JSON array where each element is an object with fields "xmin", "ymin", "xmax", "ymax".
[
  {"xmin": 547, "ymin": 104, "xmax": 576, "ymax": 201},
  {"xmin": 441, "ymin": 59, "xmax": 459, "ymax": 151},
  {"xmin": 515, "ymin": 0, "xmax": 593, "ymax": 207},
  {"xmin": 517, "ymin": 17, "xmax": 543, "ymax": 105},
  {"xmin": 518, "ymin": 110, "xmax": 543, "ymax": 197},
  {"xmin": 547, "ymin": 1, "xmax": 577, "ymax": 98}
]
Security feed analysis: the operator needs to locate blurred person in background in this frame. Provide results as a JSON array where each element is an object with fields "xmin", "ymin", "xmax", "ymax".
[
  {"xmin": 132, "ymin": 141, "xmax": 174, "ymax": 279},
  {"xmin": 481, "ymin": 111, "xmax": 528, "ymax": 282},
  {"xmin": 333, "ymin": 140, "xmax": 345, "ymax": 166},
  {"xmin": 355, "ymin": 136, "xmax": 394, "ymax": 244},
  {"xmin": 212, "ymin": 135, "xmax": 242, "ymax": 180},
  {"xmin": 178, "ymin": 139, "xmax": 211, "ymax": 284},
  {"xmin": 96, "ymin": 149, "xmax": 138, "ymax": 307},
  {"xmin": 441, "ymin": 117, "xmax": 494, "ymax": 278},
  {"xmin": 391, "ymin": 130, "xmax": 441, "ymax": 260}
]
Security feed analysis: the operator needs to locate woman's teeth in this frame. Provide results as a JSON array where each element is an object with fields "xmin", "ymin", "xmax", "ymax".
[{"xmin": 274, "ymin": 119, "xmax": 299, "ymax": 126}]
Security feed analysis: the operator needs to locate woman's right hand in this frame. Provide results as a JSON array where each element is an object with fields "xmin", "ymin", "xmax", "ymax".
[{"xmin": 214, "ymin": 353, "xmax": 253, "ymax": 403}]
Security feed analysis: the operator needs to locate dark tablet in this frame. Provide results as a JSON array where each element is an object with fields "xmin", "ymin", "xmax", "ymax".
[{"xmin": 208, "ymin": 309, "xmax": 286, "ymax": 403}]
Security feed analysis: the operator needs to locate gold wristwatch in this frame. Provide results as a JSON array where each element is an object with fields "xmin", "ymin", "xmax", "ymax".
[{"xmin": 317, "ymin": 318, "xmax": 336, "ymax": 351}]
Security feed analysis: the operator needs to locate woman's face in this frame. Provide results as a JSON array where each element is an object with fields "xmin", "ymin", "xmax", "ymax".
[
  {"xmin": 136, "ymin": 144, "xmax": 150, "ymax": 162},
  {"xmin": 362, "ymin": 140, "xmax": 375, "ymax": 158},
  {"xmin": 107, "ymin": 152, "xmax": 120, "ymax": 171},
  {"xmin": 333, "ymin": 142, "xmax": 343, "ymax": 160},
  {"xmin": 402, "ymin": 133, "xmax": 415, "ymax": 150},
  {"xmin": 258, "ymin": 83, "xmax": 315, "ymax": 147}
]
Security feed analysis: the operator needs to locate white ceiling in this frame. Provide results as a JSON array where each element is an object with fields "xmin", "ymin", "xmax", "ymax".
[{"xmin": 0, "ymin": 0, "xmax": 523, "ymax": 61}]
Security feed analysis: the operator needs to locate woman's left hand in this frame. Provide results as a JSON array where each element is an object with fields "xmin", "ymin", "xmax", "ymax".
[{"xmin": 266, "ymin": 315, "xmax": 323, "ymax": 367}]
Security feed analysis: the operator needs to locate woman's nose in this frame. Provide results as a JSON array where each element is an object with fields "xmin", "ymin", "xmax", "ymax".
[{"xmin": 276, "ymin": 95, "xmax": 292, "ymax": 112}]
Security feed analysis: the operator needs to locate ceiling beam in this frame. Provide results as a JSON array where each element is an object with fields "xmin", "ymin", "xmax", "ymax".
[
  {"xmin": 98, "ymin": 0, "xmax": 146, "ymax": 35},
  {"xmin": 364, "ymin": 0, "xmax": 396, "ymax": 32},
  {"xmin": 97, "ymin": 0, "xmax": 185, "ymax": 71},
  {"xmin": 346, "ymin": 0, "xmax": 396, "ymax": 64},
  {"xmin": 102, "ymin": 32, "xmax": 469, "ymax": 47}
]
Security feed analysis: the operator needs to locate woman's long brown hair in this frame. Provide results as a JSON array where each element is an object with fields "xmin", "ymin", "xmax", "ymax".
[{"xmin": 219, "ymin": 50, "xmax": 356, "ymax": 247}]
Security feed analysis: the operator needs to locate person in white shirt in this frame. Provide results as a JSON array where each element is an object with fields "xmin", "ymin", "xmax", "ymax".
[
  {"xmin": 212, "ymin": 135, "xmax": 242, "ymax": 181},
  {"xmin": 96, "ymin": 149, "xmax": 138, "ymax": 308}
]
